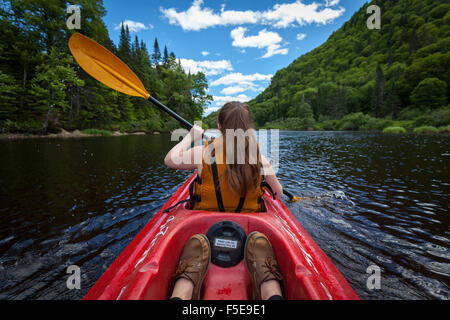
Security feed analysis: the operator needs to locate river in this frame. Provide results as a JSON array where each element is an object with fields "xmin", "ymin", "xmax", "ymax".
[{"xmin": 0, "ymin": 132, "xmax": 448, "ymax": 300}]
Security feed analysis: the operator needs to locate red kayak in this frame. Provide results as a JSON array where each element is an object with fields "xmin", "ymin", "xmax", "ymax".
[{"xmin": 84, "ymin": 174, "xmax": 359, "ymax": 300}]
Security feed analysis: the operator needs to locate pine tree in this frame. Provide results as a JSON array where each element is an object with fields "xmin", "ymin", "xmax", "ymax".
[
  {"xmin": 373, "ymin": 64, "xmax": 386, "ymax": 118},
  {"xmin": 0, "ymin": 71, "xmax": 20, "ymax": 120},
  {"xmin": 131, "ymin": 36, "xmax": 140, "ymax": 60},
  {"xmin": 152, "ymin": 38, "xmax": 161, "ymax": 66},
  {"xmin": 163, "ymin": 45, "xmax": 169, "ymax": 67},
  {"xmin": 386, "ymin": 80, "xmax": 401, "ymax": 117},
  {"xmin": 130, "ymin": 35, "xmax": 141, "ymax": 76},
  {"xmin": 118, "ymin": 24, "xmax": 132, "ymax": 64},
  {"xmin": 117, "ymin": 94, "xmax": 135, "ymax": 122}
]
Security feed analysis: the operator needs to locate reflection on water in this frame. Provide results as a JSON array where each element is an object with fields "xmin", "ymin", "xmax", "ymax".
[{"xmin": 0, "ymin": 132, "xmax": 448, "ymax": 299}]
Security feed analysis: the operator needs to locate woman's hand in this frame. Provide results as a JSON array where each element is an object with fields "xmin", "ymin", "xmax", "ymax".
[{"xmin": 190, "ymin": 124, "xmax": 204, "ymax": 142}]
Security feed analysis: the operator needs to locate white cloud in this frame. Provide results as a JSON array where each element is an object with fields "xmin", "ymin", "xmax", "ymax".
[
  {"xmin": 221, "ymin": 86, "xmax": 246, "ymax": 95},
  {"xmin": 231, "ymin": 27, "xmax": 280, "ymax": 49},
  {"xmin": 160, "ymin": 0, "xmax": 345, "ymax": 31},
  {"xmin": 204, "ymin": 106, "xmax": 221, "ymax": 115},
  {"xmin": 204, "ymin": 92, "xmax": 258, "ymax": 114},
  {"xmin": 201, "ymin": 51, "xmax": 210, "ymax": 56},
  {"xmin": 179, "ymin": 58, "xmax": 233, "ymax": 76},
  {"xmin": 261, "ymin": 44, "xmax": 289, "ymax": 58},
  {"xmin": 230, "ymin": 27, "xmax": 288, "ymax": 58},
  {"xmin": 213, "ymin": 94, "xmax": 252, "ymax": 106},
  {"xmin": 148, "ymin": 23, "xmax": 155, "ymax": 29},
  {"xmin": 261, "ymin": 1, "xmax": 344, "ymax": 28},
  {"xmin": 221, "ymin": 85, "xmax": 265, "ymax": 95},
  {"xmin": 115, "ymin": 20, "xmax": 149, "ymax": 32},
  {"xmin": 325, "ymin": 0, "xmax": 340, "ymax": 7},
  {"xmin": 210, "ymin": 72, "xmax": 272, "ymax": 87},
  {"xmin": 296, "ymin": 33, "xmax": 307, "ymax": 40},
  {"xmin": 160, "ymin": 0, "xmax": 259, "ymax": 31}
]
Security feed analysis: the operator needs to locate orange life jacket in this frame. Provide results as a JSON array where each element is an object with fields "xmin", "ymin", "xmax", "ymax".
[{"xmin": 190, "ymin": 139, "xmax": 274, "ymax": 213}]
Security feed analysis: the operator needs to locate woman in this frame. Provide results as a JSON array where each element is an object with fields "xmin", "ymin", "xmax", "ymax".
[
  {"xmin": 165, "ymin": 102, "xmax": 284, "ymax": 300},
  {"xmin": 165, "ymin": 101, "xmax": 283, "ymax": 209}
]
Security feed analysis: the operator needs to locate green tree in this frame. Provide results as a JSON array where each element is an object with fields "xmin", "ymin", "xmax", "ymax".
[
  {"xmin": 118, "ymin": 24, "xmax": 131, "ymax": 64},
  {"xmin": 163, "ymin": 45, "xmax": 169, "ymax": 67},
  {"xmin": 385, "ymin": 80, "xmax": 401, "ymax": 117},
  {"xmin": 29, "ymin": 49, "xmax": 84, "ymax": 132},
  {"xmin": 0, "ymin": 71, "xmax": 20, "ymax": 119},
  {"xmin": 152, "ymin": 38, "xmax": 161, "ymax": 66},
  {"xmin": 287, "ymin": 95, "xmax": 315, "ymax": 129},
  {"xmin": 410, "ymin": 78, "xmax": 447, "ymax": 109},
  {"xmin": 373, "ymin": 64, "xmax": 386, "ymax": 117},
  {"xmin": 191, "ymin": 72, "xmax": 213, "ymax": 119}
]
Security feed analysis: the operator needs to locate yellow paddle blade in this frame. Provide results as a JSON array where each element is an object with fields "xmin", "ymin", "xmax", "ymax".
[{"xmin": 69, "ymin": 33, "xmax": 150, "ymax": 99}]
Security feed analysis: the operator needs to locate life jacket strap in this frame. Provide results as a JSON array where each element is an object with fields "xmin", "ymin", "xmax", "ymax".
[
  {"xmin": 210, "ymin": 152, "xmax": 225, "ymax": 212},
  {"xmin": 189, "ymin": 175, "xmax": 202, "ymax": 208},
  {"xmin": 190, "ymin": 139, "xmax": 265, "ymax": 213},
  {"xmin": 235, "ymin": 197, "xmax": 246, "ymax": 213}
]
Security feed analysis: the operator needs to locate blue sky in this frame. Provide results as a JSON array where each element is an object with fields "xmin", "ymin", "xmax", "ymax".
[{"xmin": 103, "ymin": 0, "xmax": 368, "ymax": 114}]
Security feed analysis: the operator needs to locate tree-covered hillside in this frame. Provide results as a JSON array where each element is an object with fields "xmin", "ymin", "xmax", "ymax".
[
  {"xmin": 0, "ymin": 0, "xmax": 212, "ymax": 134},
  {"xmin": 248, "ymin": 0, "xmax": 450, "ymax": 132}
]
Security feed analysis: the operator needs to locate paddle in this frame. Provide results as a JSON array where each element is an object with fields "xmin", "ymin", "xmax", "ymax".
[{"xmin": 68, "ymin": 33, "xmax": 300, "ymax": 202}]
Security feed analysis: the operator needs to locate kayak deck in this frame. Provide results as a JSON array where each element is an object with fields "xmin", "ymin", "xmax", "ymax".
[{"xmin": 84, "ymin": 174, "xmax": 358, "ymax": 300}]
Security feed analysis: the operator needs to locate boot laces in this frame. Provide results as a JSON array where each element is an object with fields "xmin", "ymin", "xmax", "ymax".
[
  {"xmin": 263, "ymin": 256, "xmax": 283, "ymax": 280},
  {"xmin": 174, "ymin": 256, "xmax": 200, "ymax": 279}
]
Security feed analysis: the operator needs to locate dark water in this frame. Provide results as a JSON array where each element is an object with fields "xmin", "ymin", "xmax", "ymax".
[{"xmin": 0, "ymin": 132, "xmax": 448, "ymax": 300}]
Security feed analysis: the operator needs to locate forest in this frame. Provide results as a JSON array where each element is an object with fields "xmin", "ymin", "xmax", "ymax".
[
  {"xmin": 1, "ymin": 0, "xmax": 449, "ymax": 135},
  {"xmin": 0, "ymin": 0, "xmax": 212, "ymax": 135},
  {"xmin": 238, "ymin": 0, "xmax": 449, "ymax": 133}
]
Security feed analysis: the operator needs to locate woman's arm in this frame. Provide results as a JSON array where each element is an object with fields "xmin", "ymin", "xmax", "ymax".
[
  {"xmin": 164, "ymin": 125, "xmax": 204, "ymax": 171},
  {"xmin": 261, "ymin": 155, "xmax": 283, "ymax": 198}
]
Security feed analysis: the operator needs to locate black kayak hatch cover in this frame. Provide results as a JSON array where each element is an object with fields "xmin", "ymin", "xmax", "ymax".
[{"xmin": 206, "ymin": 220, "xmax": 247, "ymax": 268}]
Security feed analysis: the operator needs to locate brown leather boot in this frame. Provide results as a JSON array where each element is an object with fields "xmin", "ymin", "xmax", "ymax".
[
  {"xmin": 245, "ymin": 231, "xmax": 283, "ymax": 300},
  {"xmin": 173, "ymin": 234, "xmax": 211, "ymax": 300}
]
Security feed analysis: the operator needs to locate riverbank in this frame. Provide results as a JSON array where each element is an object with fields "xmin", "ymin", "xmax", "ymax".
[
  {"xmin": 0, "ymin": 129, "xmax": 162, "ymax": 140},
  {"xmin": 260, "ymin": 109, "xmax": 450, "ymax": 135},
  {"xmin": 2, "ymin": 126, "xmax": 449, "ymax": 140},
  {"xmin": 257, "ymin": 128, "xmax": 450, "ymax": 135}
]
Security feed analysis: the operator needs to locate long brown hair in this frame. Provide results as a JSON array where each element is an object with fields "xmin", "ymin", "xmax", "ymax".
[{"xmin": 217, "ymin": 102, "xmax": 260, "ymax": 197}]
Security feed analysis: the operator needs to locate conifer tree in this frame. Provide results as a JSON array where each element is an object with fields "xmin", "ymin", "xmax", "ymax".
[
  {"xmin": 386, "ymin": 80, "xmax": 401, "ymax": 117},
  {"xmin": 373, "ymin": 64, "xmax": 386, "ymax": 118},
  {"xmin": 118, "ymin": 24, "xmax": 132, "ymax": 64},
  {"xmin": 152, "ymin": 38, "xmax": 161, "ymax": 66},
  {"xmin": 163, "ymin": 45, "xmax": 169, "ymax": 67}
]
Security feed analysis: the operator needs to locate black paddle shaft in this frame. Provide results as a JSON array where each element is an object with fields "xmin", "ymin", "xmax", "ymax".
[{"xmin": 148, "ymin": 96, "xmax": 193, "ymax": 129}]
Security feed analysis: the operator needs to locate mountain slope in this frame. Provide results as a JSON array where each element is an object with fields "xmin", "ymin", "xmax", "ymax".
[{"xmin": 248, "ymin": 0, "xmax": 450, "ymax": 130}]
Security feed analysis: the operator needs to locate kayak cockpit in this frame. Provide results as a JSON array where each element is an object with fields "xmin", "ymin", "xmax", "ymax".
[
  {"xmin": 102, "ymin": 209, "xmax": 334, "ymax": 300},
  {"xmin": 84, "ymin": 175, "xmax": 358, "ymax": 300}
]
